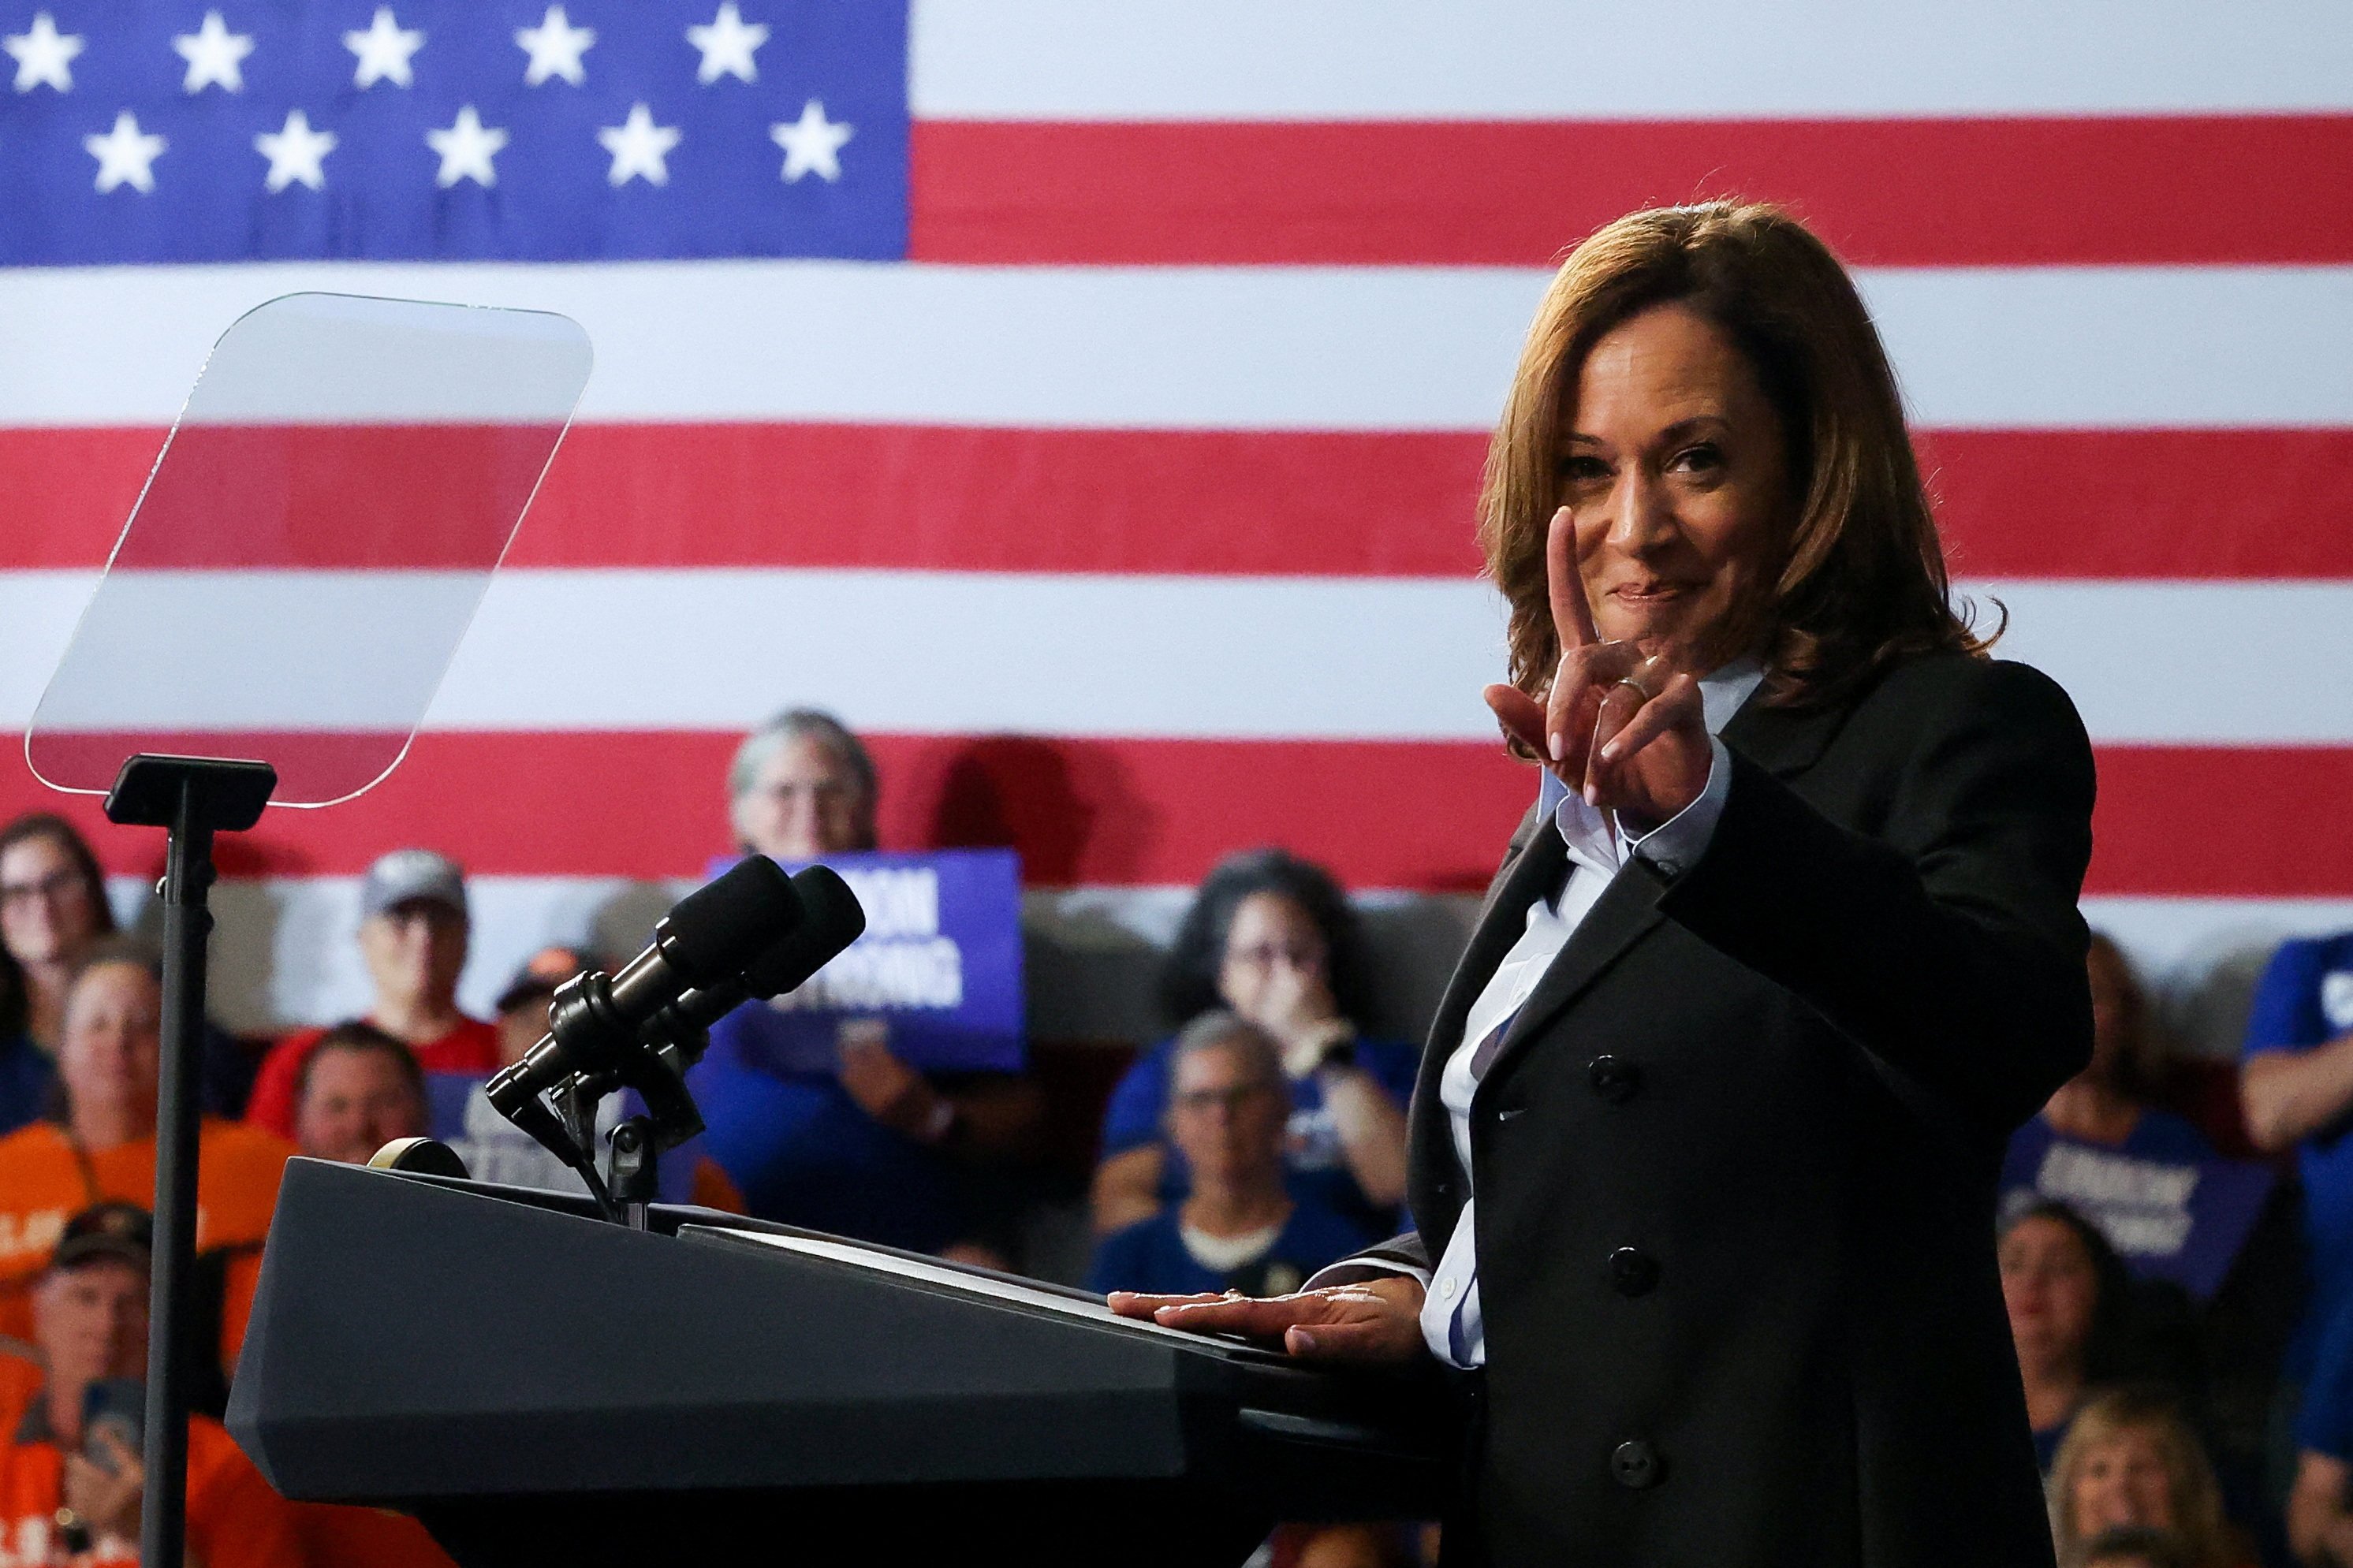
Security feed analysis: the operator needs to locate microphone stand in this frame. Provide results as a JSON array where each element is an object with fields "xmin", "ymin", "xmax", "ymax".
[{"xmin": 102, "ymin": 754, "xmax": 276, "ymax": 1568}]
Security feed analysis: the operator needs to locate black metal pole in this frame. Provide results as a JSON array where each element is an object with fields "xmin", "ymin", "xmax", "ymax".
[{"xmin": 141, "ymin": 773, "xmax": 212, "ymax": 1568}]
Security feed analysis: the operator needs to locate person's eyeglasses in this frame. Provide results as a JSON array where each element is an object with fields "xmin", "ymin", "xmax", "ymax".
[
  {"xmin": 1223, "ymin": 941, "xmax": 1322, "ymax": 971},
  {"xmin": 0, "ymin": 869, "xmax": 85, "ymax": 910},
  {"xmin": 1172, "ymin": 1083, "xmax": 1280, "ymax": 1115}
]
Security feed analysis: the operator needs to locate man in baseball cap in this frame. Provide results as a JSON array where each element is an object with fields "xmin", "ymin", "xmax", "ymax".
[
  {"xmin": 242, "ymin": 849, "xmax": 502, "ymax": 1140},
  {"xmin": 1, "ymin": 1203, "xmax": 304, "ymax": 1567}
]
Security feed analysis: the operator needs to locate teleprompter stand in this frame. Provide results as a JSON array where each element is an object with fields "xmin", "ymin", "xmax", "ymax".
[{"xmin": 102, "ymin": 754, "xmax": 276, "ymax": 1568}]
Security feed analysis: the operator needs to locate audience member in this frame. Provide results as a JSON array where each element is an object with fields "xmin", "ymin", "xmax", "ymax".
[
  {"xmin": 0, "ymin": 811, "xmax": 252, "ymax": 1122},
  {"xmin": 291, "ymin": 1020, "xmax": 428, "ymax": 1165},
  {"xmin": 2050, "ymin": 1385, "xmax": 2250, "ymax": 1568},
  {"xmin": 693, "ymin": 710, "xmax": 1040, "ymax": 1258},
  {"xmin": 2042, "ymin": 936, "xmax": 2216, "ymax": 1158},
  {"xmin": 2005, "ymin": 937, "xmax": 2275, "ymax": 1308},
  {"xmin": 2243, "ymin": 928, "xmax": 2353, "ymax": 1380},
  {"xmin": 244, "ymin": 849, "xmax": 500, "ymax": 1139},
  {"xmin": 2004, "ymin": 1200, "xmax": 2136, "ymax": 1471},
  {"xmin": 0, "ymin": 1202, "xmax": 304, "ymax": 1567},
  {"xmin": 1090, "ymin": 1013, "xmax": 1376, "ymax": 1298},
  {"xmin": 2280, "ymin": 1287, "xmax": 2353, "ymax": 1566},
  {"xmin": 0, "ymin": 940, "xmax": 293, "ymax": 1392},
  {"xmin": 1093, "ymin": 849, "xmax": 1415, "ymax": 1238},
  {"xmin": 2078, "ymin": 1525, "xmax": 2197, "ymax": 1568}
]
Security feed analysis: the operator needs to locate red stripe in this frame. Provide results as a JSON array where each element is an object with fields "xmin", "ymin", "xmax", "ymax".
[
  {"xmin": 2, "ymin": 732, "xmax": 2344, "ymax": 897},
  {"xmin": 911, "ymin": 116, "xmax": 2353, "ymax": 267},
  {"xmin": 5, "ymin": 423, "xmax": 2347, "ymax": 579},
  {"xmin": 120, "ymin": 424, "xmax": 561, "ymax": 570}
]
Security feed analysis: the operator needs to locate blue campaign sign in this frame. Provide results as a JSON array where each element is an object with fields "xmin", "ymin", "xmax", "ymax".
[
  {"xmin": 2001, "ymin": 1119, "xmax": 2277, "ymax": 1302},
  {"xmin": 703, "ymin": 849, "xmax": 1026, "ymax": 1075}
]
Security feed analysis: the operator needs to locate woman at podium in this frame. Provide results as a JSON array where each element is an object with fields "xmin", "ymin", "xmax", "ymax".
[{"xmin": 1113, "ymin": 201, "xmax": 2097, "ymax": 1566}]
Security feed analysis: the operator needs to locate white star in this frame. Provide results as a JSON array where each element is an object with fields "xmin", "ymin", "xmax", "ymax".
[
  {"xmin": 344, "ymin": 6, "xmax": 422, "ymax": 89},
  {"xmin": 770, "ymin": 99, "xmax": 850, "ymax": 183},
  {"xmin": 425, "ymin": 104, "xmax": 506, "ymax": 188},
  {"xmin": 685, "ymin": 2, "xmax": 765, "ymax": 84},
  {"xmin": 5, "ymin": 12, "xmax": 82, "ymax": 92},
  {"xmin": 254, "ymin": 108, "xmax": 335, "ymax": 192},
  {"xmin": 84, "ymin": 110, "xmax": 166, "ymax": 193},
  {"xmin": 596, "ymin": 102, "xmax": 680, "ymax": 188},
  {"xmin": 515, "ymin": 4, "xmax": 593, "ymax": 87},
  {"xmin": 172, "ymin": 10, "xmax": 253, "ymax": 93}
]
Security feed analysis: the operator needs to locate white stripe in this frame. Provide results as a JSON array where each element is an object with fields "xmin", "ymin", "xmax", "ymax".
[
  {"xmin": 32, "ymin": 571, "xmax": 484, "ymax": 731},
  {"xmin": 8, "ymin": 571, "xmax": 2350, "ymax": 745},
  {"xmin": 4, "ymin": 263, "xmax": 2350, "ymax": 430},
  {"xmin": 2082, "ymin": 896, "xmax": 2353, "ymax": 1056},
  {"xmin": 181, "ymin": 292, "xmax": 592, "ymax": 424},
  {"xmin": 911, "ymin": 0, "xmax": 2353, "ymax": 119},
  {"xmin": 146, "ymin": 873, "xmax": 2343, "ymax": 1055}
]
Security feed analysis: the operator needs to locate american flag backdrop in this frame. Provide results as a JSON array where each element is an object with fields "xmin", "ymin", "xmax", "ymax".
[{"xmin": 1, "ymin": 0, "xmax": 2349, "ymax": 1041}]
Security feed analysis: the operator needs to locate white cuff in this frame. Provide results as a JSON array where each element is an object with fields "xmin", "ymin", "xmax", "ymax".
[
  {"xmin": 1626, "ymin": 733, "xmax": 1732, "ymax": 878},
  {"xmin": 1303, "ymin": 1257, "xmax": 1432, "ymax": 1292}
]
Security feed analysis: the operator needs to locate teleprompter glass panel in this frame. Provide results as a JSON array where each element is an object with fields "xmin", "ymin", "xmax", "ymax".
[{"xmin": 27, "ymin": 292, "xmax": 592, "ymax": 806}]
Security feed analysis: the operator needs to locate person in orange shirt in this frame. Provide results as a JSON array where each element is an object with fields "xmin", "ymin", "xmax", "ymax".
[
  {"xmin": 244, "ymin": 849, "xmax": 502, "ymax": 1139},
  {"xmin": 0, "ymin": 1201, "xmax": 303, "ymax": 1568},
  {"xmin": 0, "ymin": 939, "xmax": 292, "ymax": 1397}
]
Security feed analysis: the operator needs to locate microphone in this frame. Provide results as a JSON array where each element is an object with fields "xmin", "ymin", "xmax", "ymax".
[
  {"xmin": 487, "ymin": 855, "xmax": 801, "ymax": 1119},
  {"xmin": 637, "ymin": 866, "xmax": 867, "ymax": 1042}
]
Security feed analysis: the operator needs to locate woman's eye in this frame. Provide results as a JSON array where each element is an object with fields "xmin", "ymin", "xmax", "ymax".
[
  {"xmin": 1557, "ymin": 455, "xmax": 1609, "ymax": 485},
  {"xmin": 1671, "ymin": 443, "xmax": 1723, "ymax": 474}
]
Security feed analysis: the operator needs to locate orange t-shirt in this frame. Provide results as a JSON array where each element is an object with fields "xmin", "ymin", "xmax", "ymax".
[
  {"xmin": 0, "ymin": 1409, "xmax": 304, "ymax": 1568},
  {"xmin": 294, "ymin": 1503, "xmax": 459, "ymax": 1568},
  {"xmin": 0, "ymin": 1119, "xmax": 293, "ymax": 1368},
  {"xmin": 245, "ymin": 1017, "xmax": 502, "ymax": 1141}
]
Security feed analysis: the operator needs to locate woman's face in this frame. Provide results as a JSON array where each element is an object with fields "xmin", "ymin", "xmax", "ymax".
[
  {"xmin": 0, "ymin": 832, "xmax": 103, "ymax": 968},
  {"xmin": 1217, "ymin": 892, "xmax": 1330, "ymax": 1023},
  {"xmin": 1999, "ymin": 1215, "xmax": 2100, "ymax": 1378},
  {"xmin": 2071, "ymin": 1427, "xmax": 2179, "ymax": 1537},
  {"xmin": 58, "ymin": 960, "xmax": 162, "ymax": 1134},
  {"xmin": 1557, "ymin": 303, "xmax": 1791, "ymax": 668}
]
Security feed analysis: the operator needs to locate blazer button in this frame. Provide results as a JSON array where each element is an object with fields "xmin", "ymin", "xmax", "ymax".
[
  {"xmin": 1609, "ymin": 1247, "xmax": 1660, "ymax": 1297},
  {"xmin": 1587, "ymin": 1055, "xmax": 1643, "ymax": 1104},
  {"xmin": 1610, "ymin": 1440, "xmax": 1664, "ymax": 1489}
]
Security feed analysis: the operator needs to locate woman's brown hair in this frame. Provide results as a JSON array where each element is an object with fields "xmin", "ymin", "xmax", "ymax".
[
  {"xmin": 0, "ymin": 811, "xmax": 118, "ymax": 1039},
  {"xmin": 2048, "ymin": 1385, "xmax": 2236, "ymax": 1568},
  {"xmin": 1478, "ymin": 199, "xmax": 1993, "ymax": 709}
]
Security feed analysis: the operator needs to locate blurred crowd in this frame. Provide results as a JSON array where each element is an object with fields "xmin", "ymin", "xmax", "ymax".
[{"xmin": 0, "ymin": 709, "xmax": 2349, "ymax": 1568}]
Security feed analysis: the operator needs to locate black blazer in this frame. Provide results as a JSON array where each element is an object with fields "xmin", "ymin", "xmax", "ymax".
[{"xmin": 1378, "ymin": 651, "xmax": 2095, "ymax": 1567}]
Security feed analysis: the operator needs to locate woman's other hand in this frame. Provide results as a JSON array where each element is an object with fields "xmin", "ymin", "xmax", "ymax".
[
  {"xmin": 1485, "ymin": 506, "xmax": 1711, "ymax": 832},
  {"xmin": 1106, "ymin": 1277, "xmax": 1426, "ymax": 1365}
]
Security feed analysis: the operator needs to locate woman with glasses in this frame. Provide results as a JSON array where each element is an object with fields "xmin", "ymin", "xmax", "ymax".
[{"xmin": 1091, "ymin": 848, "xmax": 1415, "ymax": 1239}]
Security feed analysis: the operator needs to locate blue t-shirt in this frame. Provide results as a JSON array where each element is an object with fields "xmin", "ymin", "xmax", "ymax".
[
  {"xmin": 0, "ymin": 1033, "xmax": 54, "ymax": 1138},
  {"xmin": 1087, "ymin": 1199, "xmax": 1378, "ymax": 1298},
  {"xmin": 1100, "ymin": 1034, "xmax": 1421, "ymax": 1234},
  {"xmin": 2243, "ymin": 933, "xmax": 2353, "ymax": 1368},
  {"xmin": 684, "ymin": 1005, "xmax": 963, "ymax": 1254}
]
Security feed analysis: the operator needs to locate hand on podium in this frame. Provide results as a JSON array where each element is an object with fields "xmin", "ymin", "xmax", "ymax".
[{"xmin": 1106, "ymin": 1276, "xmax": 1426, "ymax": 1365}]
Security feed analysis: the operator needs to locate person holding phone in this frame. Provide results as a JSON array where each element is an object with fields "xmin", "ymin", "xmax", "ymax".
[
  {"xmin": 0, "ymin": 1202, "xmax": 303, "ymax": 1566},
  {"xmin": 1111, "ymin": 202, "xmax": 2097, "ymax": 1566}
]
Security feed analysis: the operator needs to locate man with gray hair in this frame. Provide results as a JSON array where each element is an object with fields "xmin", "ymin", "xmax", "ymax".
[{"xmin": 1090, "ymin": 1012, "xmax": 1376, "ymax": 1298}]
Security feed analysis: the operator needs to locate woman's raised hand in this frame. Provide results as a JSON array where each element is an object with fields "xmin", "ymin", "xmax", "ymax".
[
  {"xmin": 1106, "ymin": 1277, "xmax": 1427, "ymax": 1364},
  {"xmin": 1484, "ymin": 506, "xmax": 1713, "ymax": 832}
]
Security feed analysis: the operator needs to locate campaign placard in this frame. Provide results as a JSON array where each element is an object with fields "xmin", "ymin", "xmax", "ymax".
[
  {"xmin": 703, "ymin": 849, "xmax": 1026, "ymax": 1075},
  {"xmin": 2001, "ymin": 1120, "xmax": 2277, "ymax": 1302}
]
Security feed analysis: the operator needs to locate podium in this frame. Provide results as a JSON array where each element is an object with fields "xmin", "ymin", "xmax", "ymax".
[{"xmin": 228, "ymin": 1160, "xmax": 1452, "ymax": 1567}]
